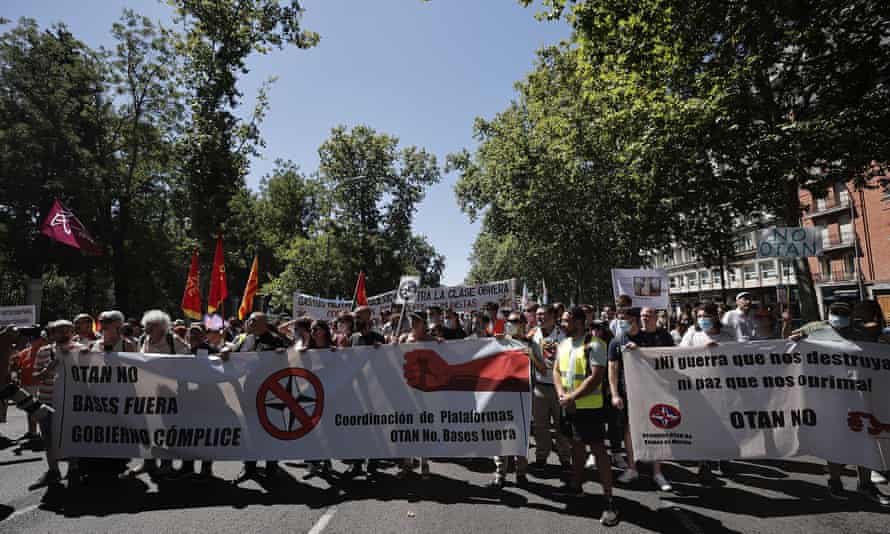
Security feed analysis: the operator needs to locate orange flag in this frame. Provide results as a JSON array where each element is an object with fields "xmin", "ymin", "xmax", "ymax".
[
  {"xmin": 238, "ymin": 255, "xmax": 259, "ymax": 320},
  {"xmin": 354, "ymin": 271, "xmax": 368, "ymax": 306},
  {"xmin": 181, "ymin": 249, "xmax": 202, "ymax": 320},
  {"xmin": 207, "ymin": 235, "xmax": 228, "ymax": 314}
]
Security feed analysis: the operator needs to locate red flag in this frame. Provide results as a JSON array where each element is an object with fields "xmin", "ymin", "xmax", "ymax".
[
  {"xmin": 238, "ymin": 256, "xmax": 259, "ymax": 320},
  {"xmin": 354, "ymin": 271, "xmax": 368, "ymax": 306},
  {"xmin": 181, "ymin": 249, "xmax": 202, "ymax": 320},
  {"xmin": 40, "ymin": 199, "xmax": 102, "ymax": 255},
  {"xmin": 207, "ymin": 235, "xmax": 228, "ymax": 314}
]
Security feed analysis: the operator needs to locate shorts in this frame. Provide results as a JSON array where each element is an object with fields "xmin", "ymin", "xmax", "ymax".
[{"xmin": 560, "ymin": 408, "xmax": 607, "ymax": 444}]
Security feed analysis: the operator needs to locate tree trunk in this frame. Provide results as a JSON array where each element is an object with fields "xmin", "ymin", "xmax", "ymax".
[
  {"xmin": 784, "ymin": 178, "xmax": 820, "ymax": 321},
  {"xmin": 112, "ymin": 196, "xmax": 130, "ymax": 313}
]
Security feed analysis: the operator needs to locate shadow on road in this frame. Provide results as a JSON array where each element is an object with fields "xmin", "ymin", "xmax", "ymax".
[{"xmin": 15, "ymin": 457, "xmax": 884, "ymax": 532}]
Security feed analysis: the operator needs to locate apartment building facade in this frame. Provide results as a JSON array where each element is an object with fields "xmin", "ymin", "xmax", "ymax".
[
  {"xmin": 800, "ymin": 177, "xmax": 890, "ymax": 321},
  {"xmin": 651, "ymin": 220, "xmax": 798, "ymax": 313}
]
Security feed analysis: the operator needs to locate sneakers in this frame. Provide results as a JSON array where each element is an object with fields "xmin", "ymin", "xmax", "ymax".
[
  {"xmin": 556, "ymin": 482, "xmax": 584, "ymax": 497},
  {"xmin": 612, "ymin": 455, "xmax": 629, "ymax": 469},
  {"xmin": 28, "ymin": 469, "xmax": 61, "ymax": 491},
  {"xmin": 585, "ymin": 454, "xmax": 597, "ymax": 469},
  {"xmin": 857, "ymin": 482, "xmax": 890, "ymax": 507},
  {"xmin": 617, "ymin": 469, "xmax": 639, "ymax": 484},
  {"xmin": 600, "ymin": 502, "xmax": 619, "ymax": 527},
  {"xmin": 871, "ymin": 471, "xmax": 888, "ymax": 485},
  {"xmin": 653, "ymin": 473, "xmax": 673, "ymax": 492},
  {"xmin": 119, "ymin": 462, "xmax": 154, "ymax": 479},
  {"xmin": 827, "ymin": 478, "xmax": 848, "ymax": 500}
]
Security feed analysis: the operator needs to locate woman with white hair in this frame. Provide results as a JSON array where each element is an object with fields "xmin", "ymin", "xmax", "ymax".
[
  {"xmin": 138, "ymin": 310, "xmax": 189, "ymax": 355},
  {"xmin": 120, "ymin": 310, "xmax": 189, "ymax": 480}
]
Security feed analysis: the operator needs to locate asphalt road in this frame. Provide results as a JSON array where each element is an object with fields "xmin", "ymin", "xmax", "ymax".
[{"xmin": 1, "ymin": 408, "xmax": 889, "ymax": 534}]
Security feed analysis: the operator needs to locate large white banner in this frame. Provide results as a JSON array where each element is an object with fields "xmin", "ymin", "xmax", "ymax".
[
  {"xmin": 54, "ymin": 339, "xmax": 531, "ymax": 461},
  {"xmin": 611, "ymin": 268, "xmax": 669, "ymax": 309},
  {"xmin": 292, "ymin": 293, "xmax": 353, "ymax": 320},
  {"xmin": 625, "ymin": 339, "xmax": 890, "ymax": 470},
  {"xmin": 0, "ymin": 305, "xmax": 36, "ymax": 327},
  {"xmin": 293, "ymin": 279, "xmax": 517, "ymax": 319}
]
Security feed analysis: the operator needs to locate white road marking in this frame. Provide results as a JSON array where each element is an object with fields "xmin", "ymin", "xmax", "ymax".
[
  {"xmin": 4, "ymin": 503, "xmax": 40, "ymax": 523},
  {"xmin": 307, "ymin": 506, "xmax": 337, "ymax": 534}
]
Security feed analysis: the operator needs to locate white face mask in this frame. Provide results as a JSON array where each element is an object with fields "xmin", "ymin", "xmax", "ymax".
[
  {"xmin": 828, "ymin": 314, "xmax": 850, "ymax": 328},
  {"xmin": 505, "ymin": 322, "xmax": 519, "ymax": 337}
]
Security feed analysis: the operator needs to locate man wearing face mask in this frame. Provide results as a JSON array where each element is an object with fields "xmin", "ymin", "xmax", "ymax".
[
  {"xmin": 441, "ymin": 309, "xmax": 467, "ymax": 340},
  {"xmin": 489, "ymin": 311, "xmax": 534, "ymax": 489},
  {"xmin": 608, "ymin": 308, "xmax": 673, "ymax": 491},
  {"xmin": 790, "ymin": 301, "xmax": 890, "ymax": 505},
  {"xmin": 29, "ymin": 320, "xmax": 85, "ymax": 490}
]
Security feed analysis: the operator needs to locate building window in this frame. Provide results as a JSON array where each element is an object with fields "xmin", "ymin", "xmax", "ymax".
[
  {"xmin": 727, "ymin": 268, "xmax": 738, "ymax": 283},
  {"xmin": 688, "ymin": 272, "xmax": 698, "ymax": 288},
  {"xmin": 838, "ymin": 215, "xmax": 854, "ymax": 243},
  {"xmin": 700, "ymin": 270, "xmax": 710, "ymax": 284},
  {"xmin": 781, "ymin": 260, "xmax": 794, "ymax": 277},
  {"xmin": 820, "ymin": 225, "xmax": 830, "ymax": 246},
  {"xmin": 844, "ymin": 256, "xmax": 856, "ymax": 276},
  {"xmin": 835, "ymin": 183, "xmax": 850, "ymax": 206},
  {"xmin": 760, "ymin": 260, "xmax": 777, "ymax": 279},
  {"xmin": 670, "ymin": 277, "xmax": 677, "ymax": 289},
  {"xmin": 743, "ymin": 264, "xmax": 758, "ymax": 281}
]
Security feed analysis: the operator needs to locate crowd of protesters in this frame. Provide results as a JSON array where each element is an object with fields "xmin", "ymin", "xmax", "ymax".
[{"xmin": 2, "ymin": 291, "xmax": 890, "ymax": 528}]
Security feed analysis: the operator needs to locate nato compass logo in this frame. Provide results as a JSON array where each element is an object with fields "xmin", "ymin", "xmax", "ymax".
[{"xmin": 649, "ymin": 404, "xmax": 682, "ymax": 429}]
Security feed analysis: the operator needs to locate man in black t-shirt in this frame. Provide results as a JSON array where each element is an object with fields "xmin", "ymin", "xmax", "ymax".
[{"xmin": 608, "ymin": 307, "xmax": 674, "ymax": 491}]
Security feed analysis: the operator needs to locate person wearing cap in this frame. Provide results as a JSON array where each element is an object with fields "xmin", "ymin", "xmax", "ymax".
[
  {"xmin": 72, "ymin": 314, "xmax": 97, "ymax": 344},
  {"xmin": 29, "ymin": 320, "xmax": 85, "ymax": 490},
  {"xmin": 790, "ymin": 300, "xmax": 890, "ymax": 505},
  {"xmin": 91, "ymin": 311, "xmax": 138, "ymax": 353},
  {"xmin": 722, "ymin": 292, "xmax": 760, "ymax": 341}
]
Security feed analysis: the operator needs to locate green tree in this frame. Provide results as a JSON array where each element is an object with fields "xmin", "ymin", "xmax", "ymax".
[
  {"xmin": 169, "ymin": 0, "xmax": 319, "ymax": 243},
  {"xmin": 317, "ymin": 125, "xmax": 444, "ymax": 295},
  {"xmin": 526, "ymin": 0, "xmax": 890, "ymax": 318}
]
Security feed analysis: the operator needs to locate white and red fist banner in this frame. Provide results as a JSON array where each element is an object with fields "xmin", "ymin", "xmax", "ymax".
[{"xmin": 53, "ymin": 339, "xmax": 532, "ymax": 461}]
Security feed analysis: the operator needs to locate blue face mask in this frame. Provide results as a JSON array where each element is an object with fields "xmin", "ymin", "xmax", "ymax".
[
  {"xmin": 828, "ymin": 314, "xmax": 850, "ymax": 328},
  {"xmin": 698, "ymin": 318, "xmax": 714, "ymax": 331},
  {"xmin": 617, "ymin": 319, "xmax": 631, "ymax": 333}
]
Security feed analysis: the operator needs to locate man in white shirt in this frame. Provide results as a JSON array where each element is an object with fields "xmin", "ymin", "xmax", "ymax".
[{"xmin": 722, "ymin": 292, "xmax": 759, "ymax": 341}]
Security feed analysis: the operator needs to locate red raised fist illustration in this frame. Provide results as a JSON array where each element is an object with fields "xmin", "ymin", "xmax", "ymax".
[{"xmin": 403, "ymin": 348, "xmax": 530, "ymax": 393}]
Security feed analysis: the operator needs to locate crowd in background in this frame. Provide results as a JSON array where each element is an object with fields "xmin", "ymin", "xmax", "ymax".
[{"xmin": 3, "ymin": 291, "xmax": 890, "ymax": 528}]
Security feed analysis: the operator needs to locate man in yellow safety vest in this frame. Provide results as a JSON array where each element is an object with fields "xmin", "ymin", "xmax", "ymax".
[{"xmin": 553, "ymin": 306, "xmax": 618, "ymax": 527}]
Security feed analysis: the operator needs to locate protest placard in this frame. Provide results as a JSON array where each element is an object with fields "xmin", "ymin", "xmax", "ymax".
[
  {"xmin": 54, "ymin": 339, "xmax": 531, "ymax": 461},
  {"xmin": 610, "ymin": 269, "xmax": 669, "ymax": 309},
  {"xmin": 624, "ymin": 339, "xmax": 890, "ymax": 470},
  {"xmin": 756, "ymin": 227, "xmax": 823, "ymax": 258}
]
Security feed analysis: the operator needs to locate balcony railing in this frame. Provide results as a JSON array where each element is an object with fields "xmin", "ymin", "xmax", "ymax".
[
  {"xmin": 809, "ymin": 197, "xmax": 850, "ymax": 217},
  {"xmin": 813, "ymin": 270, "xmax": 856, "ymax": 283},
  {"xmin": 822, "ymin": 234, "xmax": 855, "ymax": 249}
]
